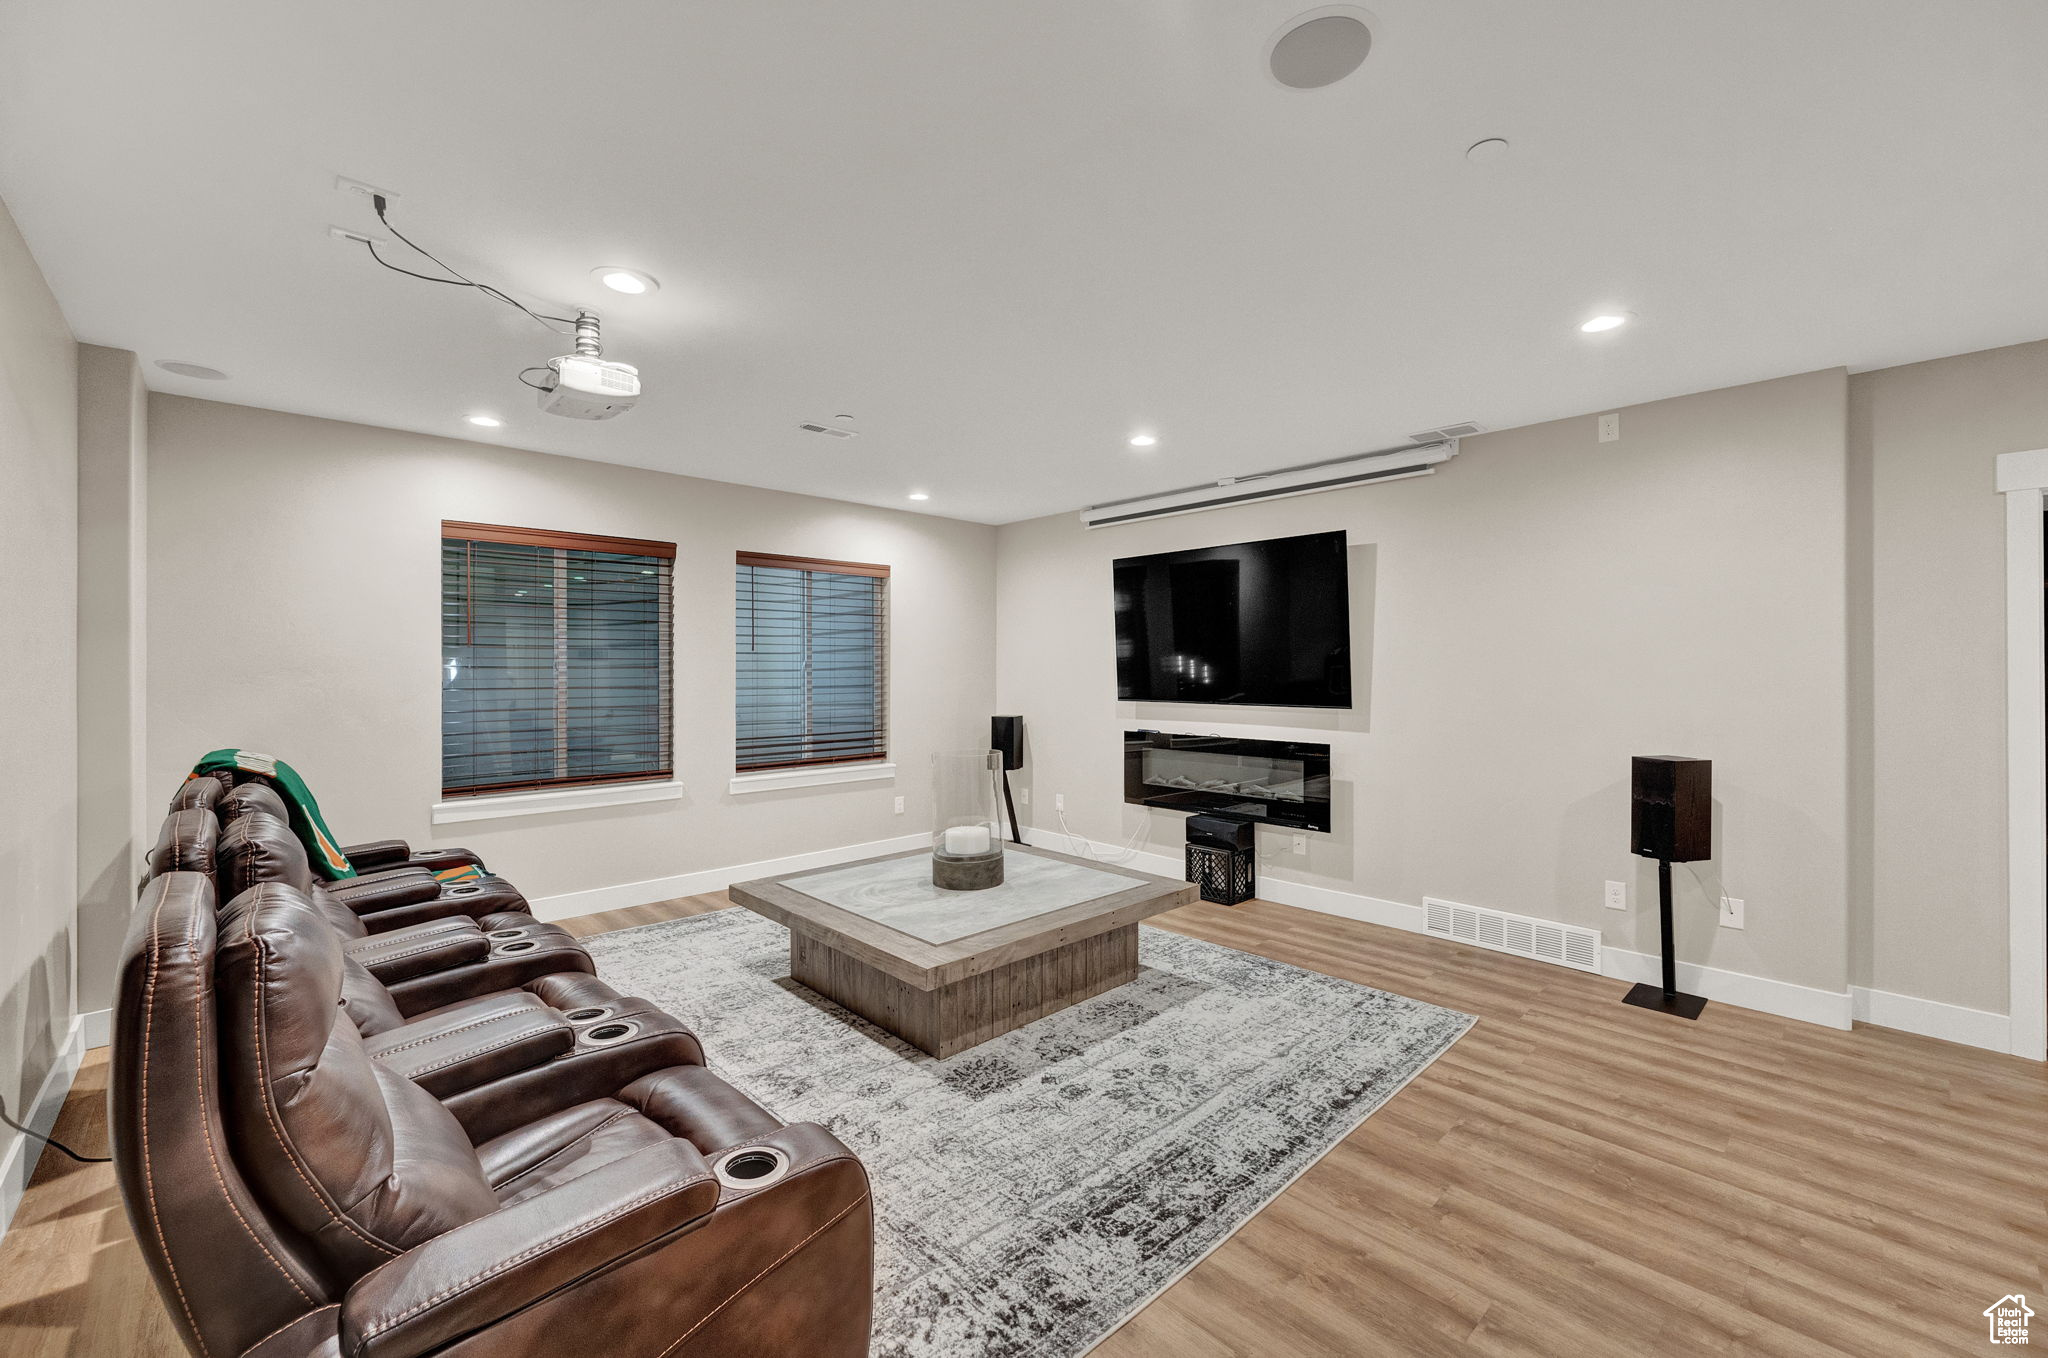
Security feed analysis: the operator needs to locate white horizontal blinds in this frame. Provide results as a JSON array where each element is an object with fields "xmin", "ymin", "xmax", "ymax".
[
  {"xmin": 442, "ymin": 521, "xmax": 675, "ymax": 797},
  {"xmin": 736, "ymin": 551, "xmax": 888, "ymax": 772}
]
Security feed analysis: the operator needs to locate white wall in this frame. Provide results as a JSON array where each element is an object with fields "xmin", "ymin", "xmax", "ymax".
[
  {"xmin": 75, "ymin": 343, "xmax": 147, "ymax": 1019},
  {"xmin": 1848, "ymin": 338, "xmax": 2048, "ymax": 1013},
  {"xmin": 0, "ymin": 197, "xmax": 79, "ymax": 1129},
  {"xmin": 144, "ymin": 397, "xmax": 998, "ymax": 902},
  {"xmin": 999, "ymin": 370, "xmax": 1852, "ymax": 995}
]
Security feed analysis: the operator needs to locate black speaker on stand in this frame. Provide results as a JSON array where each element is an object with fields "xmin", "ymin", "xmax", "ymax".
[
  {"xmin": 992, "ymin": 716, "xmax": 1024, "ymax": 843},
  {"xmin": 1623, "ymin": 755, "xmax": 1712, "ymax": 1021}
]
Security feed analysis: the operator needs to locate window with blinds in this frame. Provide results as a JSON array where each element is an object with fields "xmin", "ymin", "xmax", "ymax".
[
  {"xmin": 735, "ymin": 552, "xmax": 888, "ymax": 772},
  {"xmin": 442, "ymin": 521, "xmax": 674, "ymax": 797}
]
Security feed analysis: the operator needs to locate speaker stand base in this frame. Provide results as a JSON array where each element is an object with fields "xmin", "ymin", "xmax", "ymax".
[{"xmin": 1621, "ymin": 982, "xmax": 1707, "ymax": 1021}]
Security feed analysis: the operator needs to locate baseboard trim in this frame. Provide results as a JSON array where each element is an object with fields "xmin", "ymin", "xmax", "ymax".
[
  {"xmin": 529, "ymin": 832, "xmax": 933, "ymax": 922},
  {"xmin": 1026, "ymin": 834, "xmax": 1424, "ymax": 932},
  {"xmin": 1600, "ymin": 947, "xmax": 1854, "ymax": 1030},
  {"xmin": 80, "ymin": 1007, "xmax": 112, "ymax": 1052},
  {"xmin": 1, "ymin": 1014, "xmax": 86, "ymax": 1243},
  {"xmin": 1851, "ymin": 986, "xmax": 2012, "ymax": 1053},
  {"xmin": 1024, "ymin": 826, "xmax": 1871, "ymax": 1034},
  {"xmin": 536, "ymin": 826, "xmax": 2011, "ymax": 1050}
]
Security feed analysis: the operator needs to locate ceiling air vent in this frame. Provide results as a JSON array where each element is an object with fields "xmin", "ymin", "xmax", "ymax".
[
  {"xmin": 1422, "ymin": 896, "xmax": 1601, "ymax": 974},
  {"xmin": 798, "ymin": 423, "xmax": 859, "ymax": 439}
]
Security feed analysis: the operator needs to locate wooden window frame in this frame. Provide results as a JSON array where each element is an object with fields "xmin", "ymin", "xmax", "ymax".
[
  {"xmin": 442, "ymin": 520, "xmax": 676, "ymax": 798},
  {"xmin": 735, "ymin": 550, "xmax": 890, "ymax": 774}
]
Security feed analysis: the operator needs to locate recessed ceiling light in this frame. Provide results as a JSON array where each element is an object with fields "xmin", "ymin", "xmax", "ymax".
[
  {"xmin": 155, "ymin": 360, "xmax": 228, "ymax": 380},
  {"xmin": 1579, "ymin": 313, "xmax": 1631, "ymax": 333},
  {"xmin": 593, "ymin": 267, "xmax": 658, "ymax": 295},
  {"xmin": 1128, "ymin": 434, "xmax": 1158, "ymax": 448},
  {"xmin": 465, "ymin": 414, "xmax": 504, "ymax": 428},
  {"xmin": 1465, "ymin": 138, "xmax": 1509, "ymax": 164},
  {"xmin": 908, "ymin": 492, "xmax": 930, "ymax": 501}
]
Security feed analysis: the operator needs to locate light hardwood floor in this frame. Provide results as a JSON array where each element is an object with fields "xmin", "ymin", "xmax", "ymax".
[{"xmin": 4, "ymin": 893, "xmax": 2043, "ymax": 1356}]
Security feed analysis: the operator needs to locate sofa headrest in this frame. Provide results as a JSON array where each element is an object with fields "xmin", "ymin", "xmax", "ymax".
[
  {"xmin": 217, "ymin": 810, "xmax": 314, "ymax": 897},
  {"xmin": 218, "ymin": 781, "xmax": 290, "ymax": 827},
  {"xmin": 148, "ymin": 808, "xmax": 219, "ymax": 878},
  {"xmin": 168, "ymin": 773, "xmax": 226, "ymax": 814}
]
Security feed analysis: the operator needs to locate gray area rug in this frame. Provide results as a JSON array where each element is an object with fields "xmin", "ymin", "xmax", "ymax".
[{"xmin": 579, "ymin": 909, "xmax": 1474, "ymax": 1357}]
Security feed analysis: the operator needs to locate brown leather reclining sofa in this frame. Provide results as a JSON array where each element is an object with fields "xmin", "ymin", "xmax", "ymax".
[
  {"xmin": 172, "ymin": 773, "xmax": 534, "ymax": 930},
  {"xmin": 114, "ymin": 778, "xmax": 874, "ymax": 1358}
]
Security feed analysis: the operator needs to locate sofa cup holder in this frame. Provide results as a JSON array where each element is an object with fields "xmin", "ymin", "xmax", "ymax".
[
  {"xmin": 495, "ymin": 939, "xmax": 539, "ymax": 954},
  {"xmin": 713, "ymin": 1146, "xmax": 791, "ymax": 1193},
  {"xmin": 487, "ymin": 928, "xmax": 526, "ymax": 940},
  {"xmin": 445, "ymin": 884, "xmax": 485, "ymax": 898},
  {"xmin": 579, "ymin": 1021, "xmax": 640, "ymax": 1046},
  {"xmin": 563, "ymin": 1007, "xmax": 612, "ymax": 1023}
]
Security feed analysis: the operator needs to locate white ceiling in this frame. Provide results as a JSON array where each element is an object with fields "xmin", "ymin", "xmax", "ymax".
[{"xmin": 4, "ymin": 1, "xmax": 2046, "ymax": 524}]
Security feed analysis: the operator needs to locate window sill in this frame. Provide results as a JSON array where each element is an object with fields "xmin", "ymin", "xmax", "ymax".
[
  {"xmin": 432, "ymin": 779, "xmax": 687, "ymax": 824},
  {"xmin": 728, "ymin": 762, "xmax": 896, "ymax": 795}
]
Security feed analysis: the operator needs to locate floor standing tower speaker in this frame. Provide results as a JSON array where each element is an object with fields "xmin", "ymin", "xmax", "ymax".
[
  {"xmin": 1624, "ymin": 755, "xmax": 1712, "ymax": 1021},
  {"xmin": 992, "ymin": 716, "xmax": 1024, "ymax": 843}
]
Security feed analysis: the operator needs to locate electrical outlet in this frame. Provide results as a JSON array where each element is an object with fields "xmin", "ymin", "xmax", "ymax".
[
  {"xmin": 335, "ymin": 175, "xmax": 397, "ymax": 204},
  {"xmin": 1289, "ymin": 833, "xmax": 1308, "ymax": 854},
  {"xmin": 1598, "ymin": 412, "xmax": 1620, "ymax": 443},
  {"xmin": 1720, "ymin": 896, "xmax": 1745, "ymax": 930},
  {"xmin": 1604, "ymin": 880, "xmax": 1627, "ymax": 911},
  {"xmin": 892, "ymin": 796, "xmax": 904, "ymax": 815},
  {"xmin": 1055, "ymin": 793, "xmax": 1065, "ymax": 812},
  {"xmin": 1017, "ymin": 787, "xmax": 1030, "ymax": 805}
]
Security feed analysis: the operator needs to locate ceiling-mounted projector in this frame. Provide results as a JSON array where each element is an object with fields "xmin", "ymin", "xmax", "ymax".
[
  {"xmin": 536, "ymin": 312, "xmax": 640, "ymax": 420},
  {"xmin": 343, "ymin": 191, "xmax": 648, "ymax": 422}
]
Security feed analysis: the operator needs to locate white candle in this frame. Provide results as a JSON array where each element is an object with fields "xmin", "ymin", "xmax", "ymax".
[{"xmin": 942, "ymin": 824, "xmax": 991, "ymax": 856}]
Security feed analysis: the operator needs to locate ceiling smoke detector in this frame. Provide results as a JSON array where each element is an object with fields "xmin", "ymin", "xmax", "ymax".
[
  {"xmin": 1268, "ymin": 8, "xmax": 1375, "ymax": 90},
  {"xmin": 799, "ymin": 422, "xmax": 860, "ymax": 439}
]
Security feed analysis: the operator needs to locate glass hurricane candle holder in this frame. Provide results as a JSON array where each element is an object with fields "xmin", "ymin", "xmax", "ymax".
[{"xmin": 932, "ymin": 749, "xmax": 1004, "ymax": 890}]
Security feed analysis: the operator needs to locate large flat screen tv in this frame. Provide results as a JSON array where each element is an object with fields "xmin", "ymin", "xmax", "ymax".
[{"xmin": 1114, "ymin": 529, "xmax": 1351, "ymax": 708}]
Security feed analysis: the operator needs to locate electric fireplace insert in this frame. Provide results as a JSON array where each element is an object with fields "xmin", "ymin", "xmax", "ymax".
[{"xmin": 1123, "ymin": 730, "xmax": 1332, "ymax": 832}]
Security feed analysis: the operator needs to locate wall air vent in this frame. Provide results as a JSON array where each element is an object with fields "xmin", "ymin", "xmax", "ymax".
[
  {"xmin": 1407, "ymin": 421, "xmax": 1485, "ymax": 443},
  {"xmin": 1423, "ymin": 896, "xmax": 1601, "ymax": 974},
  {"xmin": 1079, "ymin": 439, "xmax": 1458, "ymax": 529},
  {"xmin": 798, "ymin": 423, "xmax": 859, "ymax": 439}
]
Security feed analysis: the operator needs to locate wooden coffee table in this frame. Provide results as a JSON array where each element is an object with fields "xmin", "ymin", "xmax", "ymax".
[{"xmin": 729, "ymin": 842, "xmax": 1197, "ymax": 1058}]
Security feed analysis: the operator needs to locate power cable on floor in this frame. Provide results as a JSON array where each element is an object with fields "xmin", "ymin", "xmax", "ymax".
[{"xmin": 0, "ymin": 1093, "xmax": 109, "ymax": 1164}]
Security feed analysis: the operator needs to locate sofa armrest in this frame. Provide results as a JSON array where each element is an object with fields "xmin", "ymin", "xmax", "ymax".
[
  {"xmin": 384, "ymin": 928, "xmax": 594, "ymax": 1018},
  {"xmin": 328, "ymin": 871, "xmax": 442, "ymax": 915},
  {"xmin": 340, "ymin": 839, "xmax": 413, "ymax": 871},
  {"xmin": 339, "ymin": 1141, "xmax": 719, "ymax": 1358},
  {"xmin": 406, "ymin": 846, "xmax": 485, "ymax": 874},
  {"xmin": 440, "ymin": 1003, "xmax": 704, "ymax": 1143},
  {"xmin": 344, "ymin": 917, "xmax": 490, "ymax": 984},
  {"xmin": 363, "ymin": 992, "xmax": 575, "ymax": 1098}
]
